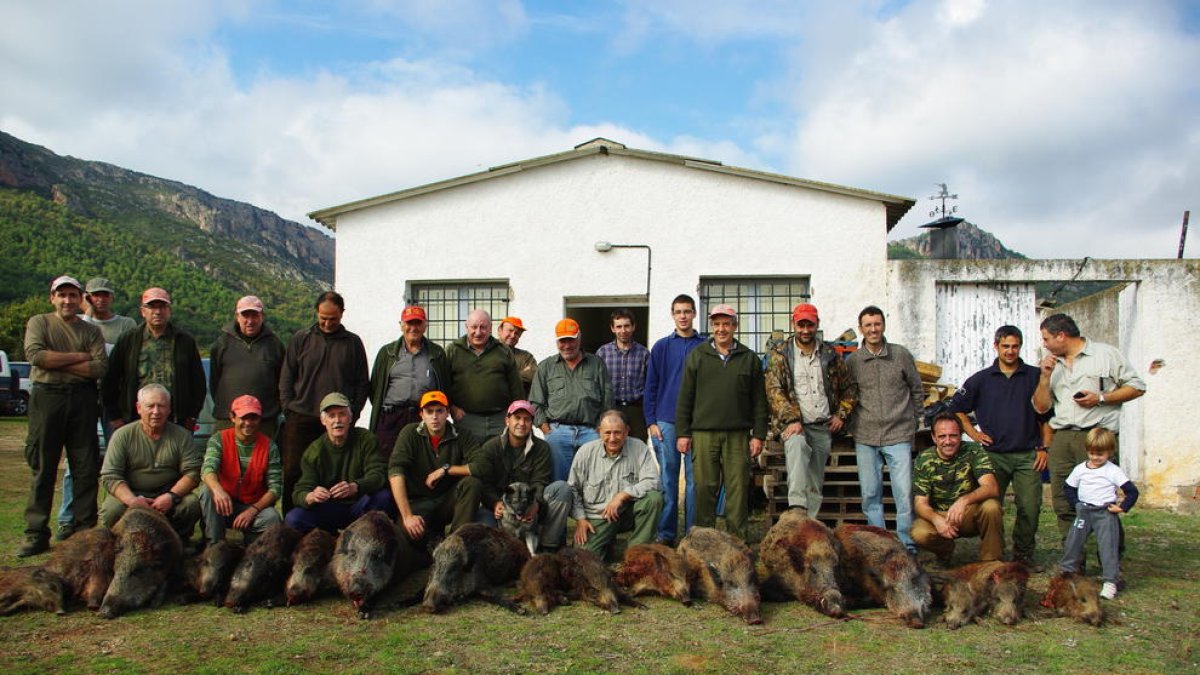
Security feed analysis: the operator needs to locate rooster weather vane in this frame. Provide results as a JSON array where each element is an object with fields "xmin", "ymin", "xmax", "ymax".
[{"xmin": 929, "ymin": 183, "xmax": 959, "ymax": 220}]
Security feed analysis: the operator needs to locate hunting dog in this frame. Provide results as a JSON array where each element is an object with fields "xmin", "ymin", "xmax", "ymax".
[{"xmin": 500, "ymin": 482, "xmax": 539, "ymax": 555}]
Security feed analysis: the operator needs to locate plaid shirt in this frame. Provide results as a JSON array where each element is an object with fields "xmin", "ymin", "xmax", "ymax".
[{"xmin": 597, "ymin": 340, "xmax": 649, "ymax": 402}]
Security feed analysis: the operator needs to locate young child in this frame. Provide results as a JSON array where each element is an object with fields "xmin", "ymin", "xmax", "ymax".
[{"xmin": 1058, "ymin": 427, "xmax": 1139, "ymax": 599}]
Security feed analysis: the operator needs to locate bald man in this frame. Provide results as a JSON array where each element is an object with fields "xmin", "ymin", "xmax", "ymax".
[{"xmin": 444, "ymin": 309, "xmax": 523, "ymax": 440}]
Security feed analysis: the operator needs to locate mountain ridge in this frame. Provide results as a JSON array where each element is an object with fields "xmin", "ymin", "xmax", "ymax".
[
  {"xmin": 0, "ymin": 130, "xmax": 332, "ymax": 282},
  {"xmin": 0, "ymin": 130, "xmax": 333, "ymax": 359}
]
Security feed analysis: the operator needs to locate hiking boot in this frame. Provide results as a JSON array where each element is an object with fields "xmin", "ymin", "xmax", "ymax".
[
  {"xmin": 1014, "ymin": 556, "xmax": 1044, "ymax": 573},
  {"xmin": 56, "ymin": 523, "xmax": 78, "ymax": 542},
  {"xmin": 1099, "ymin": 581, "xmax": 1118, "ymax": 600},
  {"xmin": 16, "ymin": 537, "xmax": 50, "ymax": 558}
]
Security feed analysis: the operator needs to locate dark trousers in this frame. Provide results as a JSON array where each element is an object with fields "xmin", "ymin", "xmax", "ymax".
[
  {"xmin": 283, "ymin": 489, "xmax": 396, "ymax": 534},
  {"xmin": 617, "ymin": 402, "xmax": 647, "ymax": 442},
  {"xmin": 374, "ymin": 406, "xmax": 421, "ymax": 461},
  {"xmin": 280, "ymin": 412, "xmax": 326, "ymax": 512},
  {"xmin": 407, "ymin": 476, "xmax": 484, "ymax": 540},
  {"xmin": 988, "ymin": 449, "xmax": 1043, "ymax": 560},
  {"xmin": 24, "ymin": 383, "xmax": 100, "ymax": 540}
]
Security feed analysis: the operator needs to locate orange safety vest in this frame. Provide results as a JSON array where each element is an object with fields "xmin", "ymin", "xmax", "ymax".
[{"xmin": 218, "ymin": 428, "xmax": 271, "ymax": 505}]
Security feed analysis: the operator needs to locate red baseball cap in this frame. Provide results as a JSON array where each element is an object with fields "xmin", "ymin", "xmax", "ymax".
[
  {"xmin": 141, "ymin": 287, "xmax": 172, "ymax": 305},
  {"xmin": 401, "ymin": 306, "xmax": 427, "ymax": 323},
  {"xmin": 708, "ymin": 303, "xmax": 738, "ymax": 320},
  {"xmin": 230, "ymin": 394, "xmax": 263, "ymax": 417},
  {"xmin": 792, "ymin": 303, "xmax": 819, "ymax": 324},
  {"xmin": 506, "ymin": 400, "xmax": 535, "ymax": 416},
  {"xmin": 236, "ymin": 296, "xmax": 264, "ymax": 314}
]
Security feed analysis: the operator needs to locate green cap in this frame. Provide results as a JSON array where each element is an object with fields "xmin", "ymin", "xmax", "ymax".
[{"xmin": 319, "ymin": 392, "xmax": 351, "ymax": 413}]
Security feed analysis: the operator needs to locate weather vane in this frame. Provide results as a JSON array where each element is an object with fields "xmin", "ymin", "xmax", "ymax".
[{"xmin": 928, "ymin": 183, "xmax": 959, "ymax": 219}]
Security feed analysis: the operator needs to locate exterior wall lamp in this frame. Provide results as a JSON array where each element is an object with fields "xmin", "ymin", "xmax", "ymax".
[{"xmin": 593, "ymin": 241, "xmax": 652, "ymax": 297}]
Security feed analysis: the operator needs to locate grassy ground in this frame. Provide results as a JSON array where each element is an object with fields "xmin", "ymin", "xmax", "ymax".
[{"xmin": 0, "ymin": 416, "xmax": 1196, "ymax": 674}]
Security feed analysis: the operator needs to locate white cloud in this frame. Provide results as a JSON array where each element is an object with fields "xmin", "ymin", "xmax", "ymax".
[
  {"xmin": 0, "ymin": 2, "xmax": 600, "ymax": 226},
  {"xmin": 781, "ymin": 0, "xmax": 1200, "ymax": 258},
  {"xmin": 1, "ymin": 1, "xmax": 1195, "ymax": 260}
]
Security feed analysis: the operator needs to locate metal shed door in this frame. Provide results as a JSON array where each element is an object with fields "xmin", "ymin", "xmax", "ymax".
[{"xmin": 935, "ymin": 282, "xmax": 1039, "ymax": 388}]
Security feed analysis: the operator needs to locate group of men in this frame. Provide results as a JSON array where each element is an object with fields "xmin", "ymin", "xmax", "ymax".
[
  {"xmin": 19, "ymin": 274, "xmax": 1146, "ymax": 571},
  {"xmin": 17, "ymin": 277, "xmax": 666, "ymax": 560},
  {"xmin": 912, "ymin": 314, "xmax": 1143, "ymax": 568},
  {"xmin": 766, "ymin": 303, "xmax": 1144, "ymax": 568}
]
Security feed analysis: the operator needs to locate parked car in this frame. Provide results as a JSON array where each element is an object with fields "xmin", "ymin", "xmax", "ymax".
[
  {"xmin": 193, "ymin": 358, "xmax": 215, "ymax": 453},
  {"xmin": 7, "ymin": 361, "xmax": 31, "ymax": 416},
  {"xmin": 0, "ymin": 351, "xmax": 28, "ymax": 416}
]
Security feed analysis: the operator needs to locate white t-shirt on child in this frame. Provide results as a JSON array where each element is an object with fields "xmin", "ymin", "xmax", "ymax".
[{"xmin": 1066, "ymin": 460, "xmax": 1130, "ymax": 506}]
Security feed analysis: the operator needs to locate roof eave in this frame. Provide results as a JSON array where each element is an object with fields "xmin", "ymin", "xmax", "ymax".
[{"xmin": 308, "ymin": 141, "xmax": 915, "ymax": 230}]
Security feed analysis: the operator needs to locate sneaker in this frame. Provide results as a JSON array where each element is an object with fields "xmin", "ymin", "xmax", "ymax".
[
  {"xmin": 1100, "ymin": 582, "xmax": 1118, "ymax": 600},
  {"xmin": 16, "ymin": 538, "xmax": 50, "ymax": 558}
]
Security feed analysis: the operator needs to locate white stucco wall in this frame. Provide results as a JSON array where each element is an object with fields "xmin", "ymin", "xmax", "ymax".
[
  {"xmin": 887, "ymin": 258, "xmax": 1200, "ymax": 509},
  {"xmin": 332, "ymin": 152, "xmax": 893, "ymax": 363}
]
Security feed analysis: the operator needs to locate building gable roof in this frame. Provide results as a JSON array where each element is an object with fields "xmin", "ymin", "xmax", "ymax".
[{"xmin": 308, "ymin": 138, "xmax": 915, "ymax": 231}]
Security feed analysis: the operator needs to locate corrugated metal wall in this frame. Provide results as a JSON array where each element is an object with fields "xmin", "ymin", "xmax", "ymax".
[{"xmin": 934, "ymin": 282, "xmax": 1039, "ymax": 388}]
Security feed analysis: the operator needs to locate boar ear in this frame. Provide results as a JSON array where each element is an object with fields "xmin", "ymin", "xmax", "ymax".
[{"xmin": 706, "ymin": 563, "xmax": 723, "ymax": 587}]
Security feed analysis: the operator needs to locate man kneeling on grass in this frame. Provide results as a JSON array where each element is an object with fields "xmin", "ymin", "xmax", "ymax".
[
  {"xmin": 284, "ymin": 392, "xmax": 393, "ymax": 533},
  {"xmin": 911, "ymin": 412, "xmax": 1003, "ymax": 566},
  {"xmin": 199, "ymin": 395, "xmax": 282, "ymax": 546},
  {"xmin": 569, "ymin": 409, "xmax": 663, "ymax": 561}
]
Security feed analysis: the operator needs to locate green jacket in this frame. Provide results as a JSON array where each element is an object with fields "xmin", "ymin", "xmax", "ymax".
[
  {"xmin": 444, "ymin": 335, "xmax": 523, "ymax": 414},
  {"xmin": 209, "ymin": 321, "xmax": 285, "ymax": 421},
  {"xmin": 103, "ymin": 322, "xmax": 206, "ymax": 425},
  {"xmin": 676, "ymin": 339, "xmax": 767, "ymax": 439},
  {"xmin": 470, "ymin": 431, "xmax": 553, "ymax": 509},
  {"xmin": 368, "ymin": 337, "xmax": 449, "ymax": 430},
  {"xmin": 292, "ymin": 428, "xmax": 388, "ymax": 508},
  {"xmin": 388, "ymin": 422, "xmax": 481, "ymax": 501}
]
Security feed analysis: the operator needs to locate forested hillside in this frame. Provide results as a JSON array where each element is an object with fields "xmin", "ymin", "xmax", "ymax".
[{"xmin": 0, "ymin": 188, "xmax": 318, "ymax": 358}]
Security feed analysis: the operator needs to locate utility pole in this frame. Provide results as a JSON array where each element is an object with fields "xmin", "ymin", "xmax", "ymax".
[{"xmin": 1179, "ymin": 211, "xmax": 1190, "ymax": 259}]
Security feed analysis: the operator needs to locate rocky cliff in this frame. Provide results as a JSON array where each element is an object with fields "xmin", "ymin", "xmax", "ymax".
[
  {"xmin": 889, "ymin": 220, "xmax": 1025, "ymax": 260},
  {"xmin": 0, "ymin": 130, "xmax": 332, "ymax": 283}
]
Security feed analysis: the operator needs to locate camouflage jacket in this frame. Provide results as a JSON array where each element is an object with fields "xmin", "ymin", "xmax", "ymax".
[
  {"xmin": 912, "ymin": 442, "xmax": 995, "ymax": 512},
  {"xmin": 764, "ymin": 338, "xmax": 855, "ymax": 435}
]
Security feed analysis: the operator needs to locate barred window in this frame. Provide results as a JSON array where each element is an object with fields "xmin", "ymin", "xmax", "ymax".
[
  {"xmin": 409, "ymin": 281, "xmax": 510, "ymax": 346},
  {"xmin": 698, "ymin": 277, "xmax": 811, "ymax": 356}
]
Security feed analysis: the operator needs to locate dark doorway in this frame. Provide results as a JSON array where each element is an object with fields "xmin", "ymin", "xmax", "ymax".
[{"xmin": 563, "ymin": 298, "xmax": 650, "ymax": 354}]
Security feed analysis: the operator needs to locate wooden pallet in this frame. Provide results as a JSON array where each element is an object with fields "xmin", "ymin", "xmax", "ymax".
[{"xmin": 755, "ymin": 435, "xmax": 915, "ymax": 530}]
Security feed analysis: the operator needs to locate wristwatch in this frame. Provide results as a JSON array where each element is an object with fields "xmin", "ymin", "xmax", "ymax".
[
  {"xmin": 1098, "ymin": 392, "xmax": 1106, "ymax": 405},
  {"xmin": 441, "ymin": 463, "xmax": 451, "ymax": 476},
  {"xmin": 168, "ymin": 491, "xmax": 182, "ymax": 506}
]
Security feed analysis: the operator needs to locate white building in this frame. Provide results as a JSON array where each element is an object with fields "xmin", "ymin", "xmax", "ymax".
[
  {"xmin": 310, "ymin": 139, "xmax": 1198, "ymax": 510},
  {"xmin": 310, "ymin": 138, "xmax": 913, "ymax": 360}
]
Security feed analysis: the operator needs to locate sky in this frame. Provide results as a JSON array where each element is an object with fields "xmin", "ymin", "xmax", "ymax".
[{"xmin": 1, "ymin": 0, "xmax": 1197, "ymax": 258}]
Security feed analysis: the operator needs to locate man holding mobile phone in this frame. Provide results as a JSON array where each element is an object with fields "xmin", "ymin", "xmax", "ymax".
[{"xmin": 1033, "ymin": 313, "xmax": 1145, "ymax": 539}]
